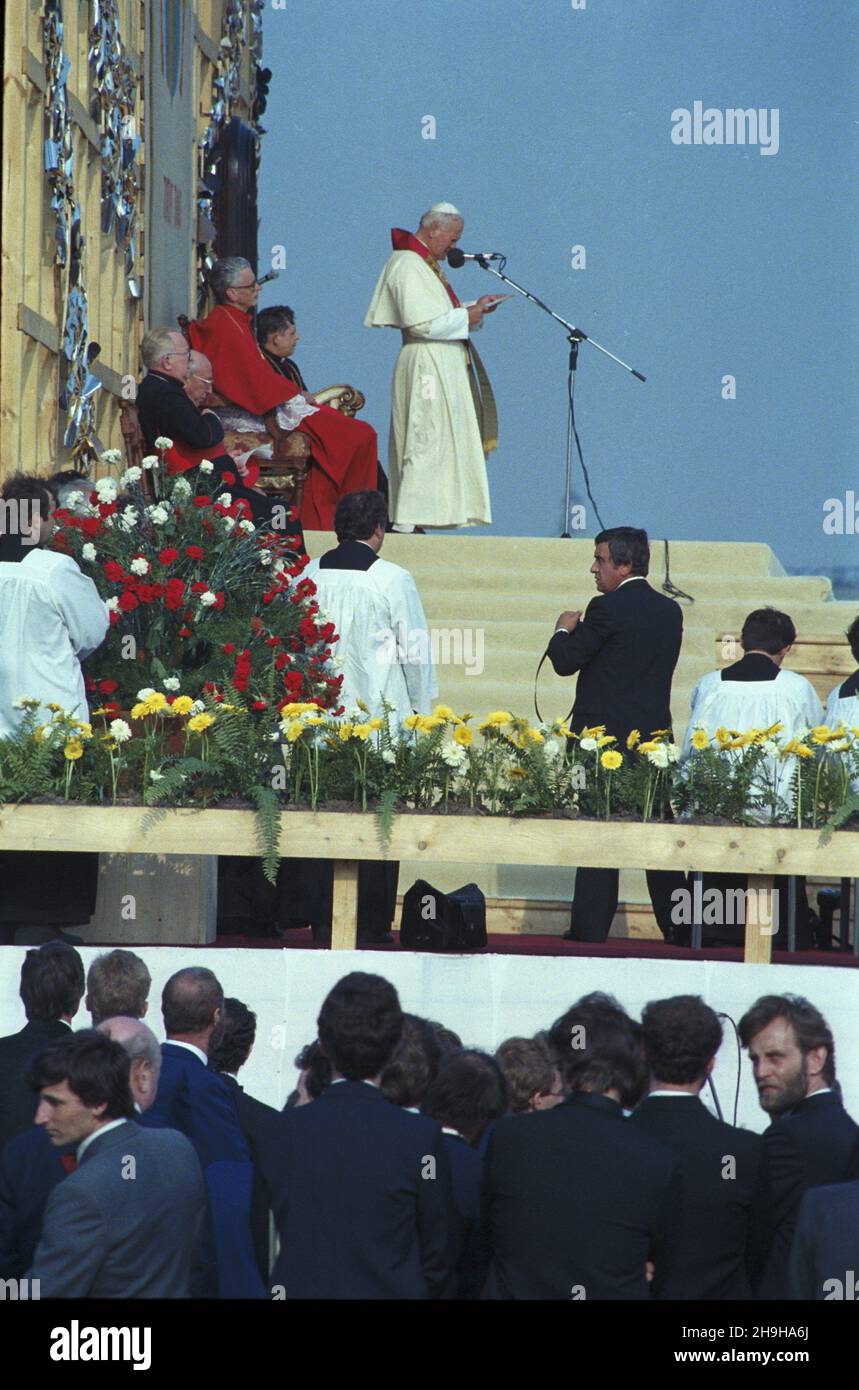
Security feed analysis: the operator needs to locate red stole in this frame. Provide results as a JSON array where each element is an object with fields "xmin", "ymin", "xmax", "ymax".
[
  {"xmin": 189, "ymin": 305, "xmax": 301, "ymax": 416},
  {"xmin": 165, "ymin": 440, "xmax": 259, "ymax": 489},
  {"xmin": 390, "ymin": 229, "xmax": 461, "ymax": 308}
]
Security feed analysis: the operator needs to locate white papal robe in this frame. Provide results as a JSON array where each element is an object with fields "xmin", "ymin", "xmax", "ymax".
[
  {"xmin": 305, "ymin": 554, "xmax": 438, "ymax": 729},
  {"xmin": 364, "ymin": 251, "xmax": 491, "ymax": 529}
]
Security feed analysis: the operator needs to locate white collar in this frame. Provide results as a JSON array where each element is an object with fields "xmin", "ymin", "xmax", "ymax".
[
  {"xmin": 618, "ymin": 576, "xmax": 646, "ymax": 587},
  {"xmin": 167, "ymin": 1039, "xmax": 208, "ymax": 1066},
  {"xmin": 77, "ymin": 1116, "xmax": 128, "ymax": 1162},
  {"xmin": 648, "ymin": 1089, "xmax": 698, "ymax": 1099}
]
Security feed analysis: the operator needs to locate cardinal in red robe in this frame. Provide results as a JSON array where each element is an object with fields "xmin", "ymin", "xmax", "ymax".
[{"xmin": 189, "ymin": 266, "xmax": 377, "ymax": 530}]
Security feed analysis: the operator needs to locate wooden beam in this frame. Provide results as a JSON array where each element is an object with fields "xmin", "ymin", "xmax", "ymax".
[
  {"xmin": 331, "ymin": 861, "xmax": 359, "ymax": 950},
  {"xmin": 194, "ymin": 19, "xmax": 219, "ymax": 64},
  {"xmin": 0, "ymin": 807, "xmax": 857, "ymax": 878},
  {"xmin": 745, "ymin": 875, "xmax": 776, "ymax": 964},
  {"xmin": 91, "ymin": 360, "xmax": 127, "ymax": 397},
  {"xmin": 22, "ymin": 48, "xmax": 101, "ymax": 152},
  {"xmin": 17, "ymin": 304, "xmax": 61, "ymax": 354}
]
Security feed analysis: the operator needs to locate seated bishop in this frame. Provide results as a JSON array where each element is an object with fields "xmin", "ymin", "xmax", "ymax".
[
  {"xmin": 135, "ymin": 326, "xmax": 300, "ymax": 541},
  {"xmin": 189, "ymin": 259, "xmax": 378, "ymax": 532}
]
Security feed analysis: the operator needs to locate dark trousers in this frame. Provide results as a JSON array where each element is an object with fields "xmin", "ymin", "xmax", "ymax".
[
  {"xmin": 217, "ymin": 856, "xmax": 398, "ymax": 938},
  {"xmin": 0, "ymin": 851, "xmax": 99, "ymax": 935},
  {"xmin": 697, "ymin": 872, "xmax": 813, "ymax": 949},
  {"xmin": 571, "ymin": 867, "xmax": 688, "ymax": 943}
]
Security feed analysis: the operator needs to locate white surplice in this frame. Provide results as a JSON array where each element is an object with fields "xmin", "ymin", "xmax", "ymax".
[
  {"xmin": 364, "ymin": 251, "xmax": 491, "ymax": 528},
  {"xmin": 304, "ymin": 555, "xmax": 438, "ymax": 728},
  {"xmin": 680, "ymin": 667, "xmax": 824, "ymax": 821},
  {"xmin": 0, "ymin": 550, "xmax": 109, "ymax": 737}
]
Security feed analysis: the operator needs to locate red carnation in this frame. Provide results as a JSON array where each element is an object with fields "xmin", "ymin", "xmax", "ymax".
[
  {"xmin": 191, "ymin": 581, "xmax": 208, "ymax": 594},
  {"xmin": 250, "ymin": 617, "xmax": 264, "ymax": 634},
  {"xmin": 221, "ymin": 471, "xmax": 236, "ymax": 485},
  {"xmin": 252, "ymin": 700, "xmax": 267, "ymax": 711},
  {"xmin": 274, "ymin": 653, "xmax": 290, "ymax": 671},
  {"xmin": 284, "ymin": 672, "xmax": 303, "ymax": 693},
  {"xmin": 84, "ymin": 676, "xmax": 97, "ymax": 693},
  {"xmin": 164, "ymin": 579, "xmax": 185, "ymax": 611},
  {"xmin": 178, "ymin": 626, "xmax": 191, "ymax": 638},
  {"xmin": 117, "ymin": 591, "xmax": 138, "ymax": 612},
  {"xmin": 185, "ymin": 545, "xmax": 204, "ymax": 560},
  {"xmin": 159, "ymin": 548, "xmax": 179, "ymax": 566},
  {"xmin": 79, "ymin": 518, "xmax": 101, "ymax": 538},
  {"xmin": 103, "ymin": 561, "xmax": 124, "ymax": 582},
  {"xmin": 99, "ymin": 679, "xmax": 118, "ymax": 695},
  {"xmin": 265, "ymin": 637, "xmax": 280, "ymax": 648},
  {"xmin": 222, "ymin": 643, "xmax": 236, "ymax": 655},
  {"xmin": 213, "ymin": 592, "xmax": 225, "ymax": 610},
  {"xmin": 193, "ymin": 497, "xmax": 211, "ymax": 509}
]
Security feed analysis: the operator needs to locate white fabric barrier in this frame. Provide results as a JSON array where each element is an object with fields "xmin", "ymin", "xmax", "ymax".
[{"xmin": 1, "ymin": 948, "xmax": 857, "ymax": 1133}]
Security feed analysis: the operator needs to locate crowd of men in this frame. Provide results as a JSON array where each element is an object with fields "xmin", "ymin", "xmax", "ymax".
[{"xmin": 0, "ymin": 941, "xmax": 857, "ymax": 1299}]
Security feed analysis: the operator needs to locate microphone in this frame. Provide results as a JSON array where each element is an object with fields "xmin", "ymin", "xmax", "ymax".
[
  {"xmin": 257, "ymin": 269, "xmax": 280, "ymax": 285},
  {"xmin": 447, "ymin": 249, "xmax": 503, "ymax": 268}
]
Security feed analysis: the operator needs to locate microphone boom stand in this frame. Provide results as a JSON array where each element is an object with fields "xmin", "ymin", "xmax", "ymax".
[{"xmin": 471, "ymin": 256, "xmax": 646, "ymax": 537}]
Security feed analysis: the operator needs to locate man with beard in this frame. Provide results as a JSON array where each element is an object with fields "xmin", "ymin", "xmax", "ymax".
[{"xmin": 738, "ymin": 993, "xmax": 858, "ymax": 1299}]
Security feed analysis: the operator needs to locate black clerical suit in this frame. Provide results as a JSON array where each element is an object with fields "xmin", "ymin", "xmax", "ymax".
[
  {"xmin": 481, "ymin": 1090, "xmax": 681, "ymax": 1300},
  {"xmin": 629, "ymin": 1093, "xmax": 771, "ymax": 1299},
  {"xmin": 136, "ymin": 370, "xmax": 300, "ymax": 536},
  {"xmin": 218, "ymin": 1073, "xmax": 278, "ymax": 1283},
  {"xmin": 758, "ymin": 1089, "xmax": 859, "ymax": 1300},
  {"xmin": 547, "ymin": 576, "xmax": 685, "ymax": 942}
]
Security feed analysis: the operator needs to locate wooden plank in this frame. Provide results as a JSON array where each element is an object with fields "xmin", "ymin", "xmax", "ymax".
[
  {"xmin": 22, "ymin": 48, "xmax": 101, "ymax": 151},
  {"xmin": 745, "ymin": 875, "xmax": 776, "ymax": 964},
  {"xmin": 21, "ymin": 46, "xmax": 46, "ymax": 93},
  {"xmin": 194, "ymin": 19, "xmax": 219, "ymax": 64},
  {"xmin": 89, "ymin": 853, "xmax": 217, "ymax": 944},
  {"xmin": 91, "ymin": 359, "xmax": 128, "ymax": 398},
  {"xmin": 17, "ymin": 303, "xmax": 61, "ymax": 354},
  {"xmin": 0, "ymin": 806, "xmax": 858, "ymax": 878},
  {"xmin": 331, "ymin": 861, "xmax": 359, "ymax": 950}
]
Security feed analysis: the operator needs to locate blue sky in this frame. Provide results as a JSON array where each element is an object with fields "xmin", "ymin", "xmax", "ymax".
[{"xmin": 258, "ymin": 0, "xmax": 858, "ymax": 586}]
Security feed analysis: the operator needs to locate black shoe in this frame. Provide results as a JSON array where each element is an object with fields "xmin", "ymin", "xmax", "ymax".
[
  {"xmin": 562, "ymin": 927, "xmax": 581, "ymax": 941},
  {"xmin": 310, "ymin": 923, "xmax": 332, "ymax": 947}
]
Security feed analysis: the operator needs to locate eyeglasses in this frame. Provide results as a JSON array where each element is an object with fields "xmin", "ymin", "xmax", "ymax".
[
  {"xmin": 190, "ymin": 373, "xmax": 213, "ymax": 387},
  {"xmin": 232, "ymin": 279, "xmax": 260, "ymax": 290},
  {"xmin": 166, "ymin": 349, "xmax": 191, "ymax": 360}
]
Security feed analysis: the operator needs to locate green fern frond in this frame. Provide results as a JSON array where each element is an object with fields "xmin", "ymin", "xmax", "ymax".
[{"xmin": 376, "ymin": 787, "xmax": 398, "ymax": 855}]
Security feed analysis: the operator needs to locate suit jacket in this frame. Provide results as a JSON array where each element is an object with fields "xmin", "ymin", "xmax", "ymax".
[
  {"xmin": 789, "ymin": 1180, "xmax": 859, "ymax": 1300},
  {"xmin": 135, "ymin": 370, "xmax": 225, "ymax": 452},
  {"xmin": 257, "ymin": 1080, "xmax": 454, "ymax": 1299},
  {"xmin": 482, "ymin": 1091, "xmax": 681, "ymax": 1300},
  {"xmin": 547, "ymin": 578, "xmax": 683, "ymax": 744},
  {"xmin": 141, "ymin": 1043, "xmax": 265, "ymax": 1298},
  {"xmin": 443, "ymin": 1132, "xmax": 485, "ymax": 1299},
  {"xmin": 28, "ymin": 1119, "xmax": 204, "ymax": 1297},
  {"xmin": 629, "ymin": 1094, "xmax": 771, "ymax": 1299},
  {"xmin": 220, "ymin": 1073, "xmax": 279, "ymax": 1283},
  {"xmin": 0, "ymin": 1126, "xmax": 67, "ymax": 1277},
  {"xmin": 759, "ymin": 1090, "xmax": 859, "ymax": 1299},
  {"xmin": 0, "ymin": 1019, "xmax": 71, "ymax": 1151}
]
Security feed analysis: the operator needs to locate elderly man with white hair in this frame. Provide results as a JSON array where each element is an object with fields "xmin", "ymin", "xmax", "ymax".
[{"xmin": 365, "ymin": 202, "xmax": 503, "ymax": 532}]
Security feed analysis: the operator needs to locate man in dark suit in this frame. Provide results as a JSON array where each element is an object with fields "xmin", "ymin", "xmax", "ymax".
[
  {"xmin": 208, "ymin": 997, "xmax": 279, "ymax": 1284},
  {"xmin": 739, "ymin": 993, "xmax": 859, "ymax": 1300},
  {"xmin": 630, "ymin": 995, "xmax": 771, "ymax": 1299},
  {"xmin": 422, "ymin": 1049, "xmax": 508, "ymax": 1298},
  {"xmin": 258, "ymin": 971, "xmax": 454, "ymax": 1299},
  {"xmin": 0, "ymin": 1015, "xmax": 164, "ymax": 1278},
  {"xmin": 789, "ymin": 1180, "xmax": 859, "ymax": 1300},
  {"xmin": 0, "ymin": 942, "xmax": 84, "ymax": 1151},
  {"xmin": 482, "ymin": 992, "xmax": 680, "ymax": 1299},
  {"xmin": 26, "ymin": 1030, "xmax": 204, "ymax": 1297},
  {"xmin": 140, "ymin": 967, "xmax": 265, "ymax": 1299},
  {"xmin": 547, "ymin": 527, "xmax": 686, "ymax": 942}
]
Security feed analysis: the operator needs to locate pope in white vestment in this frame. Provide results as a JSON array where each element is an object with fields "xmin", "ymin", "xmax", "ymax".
[{"xmin": 364, "ymin": 204, "xmax": 499, "ymax": 531}]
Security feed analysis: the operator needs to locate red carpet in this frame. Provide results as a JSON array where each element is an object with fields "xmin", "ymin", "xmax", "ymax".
[{"xmin": 212, "ymin": 929, "xmax": 859, "ymax": 967}]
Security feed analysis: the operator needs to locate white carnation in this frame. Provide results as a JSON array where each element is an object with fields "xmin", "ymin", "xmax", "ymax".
[
  {"xmin": 762, "ymin": 739, "xmax": 780, "ymax": 757},
  {"xmin": 109, "ymin": 719, "xmax": 132, "ymax": 743},
  {"xmin": 148, "ymin": 505, "xmax": 170, "ymax": 525},
  {"xmin": 99, "ymin": 449, "xmax": 123, "ymax": 465},
  {"xmin": 189, "ymin": 700, "xmax": 206, "ymax": 715},
  {"xmin": 199, "ymin": 591, "xmax": 217, "ymax": 607},
  {"xmin": 136, "ymin": 688, "xmax": 156, "ymax": 700},
  {"xmin": 198, "ymin": 460, "xmax": 214, "ymax": 474},
  {"xmin": 129, "ymin": 557, "xmax": 150, "ymax": 576},
  {"xmin": 543, "ymin": 739, "xmax": 564, "ymax": 762},
  {"xmin": 64, "ymin": 490, "xmax": 86, "ymax": 511},
  {"xmin": 121, "ymin": 467, "xmax": 142, "ymax": 485},
  {"xmin": 218, "ymin": 493, "xmax": 232, "ymax": 506},
  {"xmin": 81, "ymin": 543, "xmax": 97, "ymax": 562},
  {"xmin": 172, "ymin": 477, "xmax": 192, "ymax": 497},
  {"xmin": 105, "ymin": 596, "xmax": 120, "ymax": 612},
  {"xmin": 646, "ymin": 744, "xmax": 670, "ymax": 769},
  {"xmin": 149, "ymin": 770, "xmax": 165, "ymax": 782},
  {"xmin": 238, "ymin": 519, "xmax": 255, "ymax": 533},
  {"xmin": 222, "ymin": 516, "xmax": 236, "ymax": 531},
  {"xmin": 154, "ymin": 436, "xmax": 173, "ymax": 450},
  {"xmin": 258, "ymin": 549, "xmax": 272, "ymax": 565},
  {"xmin": 381, "ymin": 748, "xmax": 396, "ymax": 765},
  {"xmin": 163, "ymin": 677, "xmax": 181, "ymax": 691},
  {"xmin": 580, "ymin": 737, "xmax": 597, "ymax": 752},
  {"xmin": 95, "ymin": 478, "xmax": 118, "ymax": 501},
  {"xmin": 141, "ymin": 455, "xmax": 160, "ymax": 470}
]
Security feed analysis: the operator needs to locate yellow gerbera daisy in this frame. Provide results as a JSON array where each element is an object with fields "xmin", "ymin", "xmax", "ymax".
[
  {"xmin": 171, "ymin": 696, "xmax": 194, "ymax": 716},
  {"xmin": 453, "ymin": 725, "xmax": 473, "ymax": 747},
  {"xmin": 691, "ymin": 729, "xmax": 710, "ymax": 750},
  {"xmin": 626, "ymin": 729, "xmax": 640, "ymax": 749},
  {"xmin": 187, "ymin": 713, "xmax": 216, "ymax": 733},
  {"xmin": 63, "ymin": 738, "xmax": 84, "ymax": 761},
  {"xmin": 601, "ymin": 750, "xmax": 623, "ymax": 771}
]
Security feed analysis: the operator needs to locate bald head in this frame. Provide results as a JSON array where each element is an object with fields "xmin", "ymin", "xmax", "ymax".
[
  {"xmin": 97, "ymin": 1016, "xmax": 161, "ymax": 1112},
  {"xmin": 162, "ymin": 967, "xmax": 223, "ymax": 1054},
  {"xmin": 185, "ymin": 351, "xmax": 214, "ymax": 409}
]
